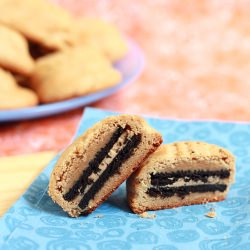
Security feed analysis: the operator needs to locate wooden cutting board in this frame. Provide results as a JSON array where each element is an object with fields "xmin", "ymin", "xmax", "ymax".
[{"xmin": 0, "ymin": 151, "xmax": 56, "ymax": 216}]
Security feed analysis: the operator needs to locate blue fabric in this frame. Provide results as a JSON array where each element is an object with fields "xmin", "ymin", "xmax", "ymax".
[{"xmin": 0, "ymin": 107, "xmax": 249, "ymax": 250}]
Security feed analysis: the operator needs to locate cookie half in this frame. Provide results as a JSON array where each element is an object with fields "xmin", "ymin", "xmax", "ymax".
[
  {"xmin": 48, "ymin": 115, "xmax": 162, "ymax": 217},
  {"xmin": 0, "ymin": 68, "xmax": 38, "ymax": 109},
  {"xmin": 30, "ymin": 46, "xmax": 121, "ymax": 103},
  {"xmin": 0, "ymin": 24, "xmax": 34, "ymax": 75},
  {"xmin": 127, "ymin": 141, "xmax": 235, "ymax": 213}
]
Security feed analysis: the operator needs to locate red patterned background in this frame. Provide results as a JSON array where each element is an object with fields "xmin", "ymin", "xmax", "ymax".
[{"xmin": 0, "ymin": 0, "xmax": 249, "ymax": 156}]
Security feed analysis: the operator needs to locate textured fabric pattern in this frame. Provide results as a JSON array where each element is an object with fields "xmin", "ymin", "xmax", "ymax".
[{"xmin": 0, "ymin": 107, "xmax": 249, "ymax": 249}]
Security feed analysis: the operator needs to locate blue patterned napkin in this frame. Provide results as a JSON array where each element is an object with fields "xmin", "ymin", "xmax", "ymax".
[{"xmin": 0, "ymin": 107, "xmax": 250, "ymax": 250}]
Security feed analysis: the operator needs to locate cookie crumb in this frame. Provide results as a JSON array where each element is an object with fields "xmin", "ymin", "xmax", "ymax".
[
  {"xmin": 94, "ymin": 214, "xmax": 104, "ymax": 218},
  {"xmin": 205, "ymin": 211, "xmax": 216, "ymax": 218},
  {"xmin": 223, "ymin": 233, "xmax": 230, "ymax": 240},
  {"xmin": 139, "ymin": 212, "xmax": 156, "ymax": 219}
]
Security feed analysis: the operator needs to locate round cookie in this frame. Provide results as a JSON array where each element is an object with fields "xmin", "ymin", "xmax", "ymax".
[
  {"xmin": 0, "ymin": 24, "xmax": 34, "ymax": 75},
  {"xmin": 30, "ymin": 46, "xmax": 122, "ymax": 103},
  {"xmin": 0, "ymin": 0, "xmax": 76, "ymax": 51},
  {"xmin": 74, "ymin": 18, "xmax": 128, "ymax": 62},
  {"xmin": 0, "ymin": 68, "xmax": 38, "ymax": 109}
]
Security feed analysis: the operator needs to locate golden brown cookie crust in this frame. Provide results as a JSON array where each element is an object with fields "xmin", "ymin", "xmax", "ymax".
[
  {"xmin": 0, "ymin": 68, "xmax": 38, "ymax": 109},
  {"xmin": 129, "ymin": 194, "xmax": 226, "ymax": 214},
  {"xmin": 30, "ymin": 46, "xmax": 122, "ymax": 103},
  {"xmin": 0, "ymin": 24, "xmax": 34, "ymax": 75},
  {"xmin": 0, "ymin": 0, "xmax": 76, "ymax": 50},
  {"xmin": 74, "ymin": 18, "xmax": 128, "ymax": 62}
]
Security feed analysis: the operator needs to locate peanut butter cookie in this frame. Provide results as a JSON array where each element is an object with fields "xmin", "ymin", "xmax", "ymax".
[
  {"xmin": 0, "ymin": 68, "xmax": 38, "ymax": 109},
  {"xmin": 31, "ymin": 46, "xmax": 122, "ymax": 103},
  {"xmin": 0, "ymin": 0, "xmax": 76, "ymax": 51},
  {"xmin": 48, "ymin": 115, "xmax": 162, "ymax": 217},
  {"xmin": 74, "ymin": 18, "xmax": 128, "ymax": 62},
  {"xmin": 127, "ymin": 141, "xmax": 235, "ymax": 213},
  {"xmin": 0, "ymin": 24, "xmax": 34, "ymax": 75}
]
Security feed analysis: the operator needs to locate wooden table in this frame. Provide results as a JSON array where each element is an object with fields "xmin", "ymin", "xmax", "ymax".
[{"xmin": 0, "ymin": 151, "xmax": 55, "ymax": 216}]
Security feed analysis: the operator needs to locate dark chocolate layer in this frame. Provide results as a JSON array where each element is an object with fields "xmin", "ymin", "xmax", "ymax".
[
  {"xmin": 151, "ymin": 169, "xmax": 230, "ymax": 186},
  {"xmin": 63, "ymin": 126, "xmax": 125, "ymax": 201},
  {"xmin": 147, "ymin": 184, "xmax": 227, "ymax": 198},
  {"xmin": 79, "ymin": 133, "xmax": 141, "ymax": 211}
]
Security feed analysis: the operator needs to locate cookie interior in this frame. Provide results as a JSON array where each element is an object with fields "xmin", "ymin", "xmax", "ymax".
[
  {"xmin": 64, "ymin": 125, "xmax": 141, "ymax": 212},
  {"xmin": 147, "ymin": 169, "xmax": 230, "ymax": 198}
]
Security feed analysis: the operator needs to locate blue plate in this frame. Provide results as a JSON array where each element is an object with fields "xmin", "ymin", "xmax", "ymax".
[{"xmin": 0, "ymin": 40, "xmax": 144, "ymax": 122}]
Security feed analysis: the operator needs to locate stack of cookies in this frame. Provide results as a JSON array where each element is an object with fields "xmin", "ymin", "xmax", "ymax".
[
  {"xmin": 48, "ymin": 115, "xmax": 235, "ymax": 217},
  {"xmin": 0, "ymin": 0, "xmax": 128, "ymax": 109}
]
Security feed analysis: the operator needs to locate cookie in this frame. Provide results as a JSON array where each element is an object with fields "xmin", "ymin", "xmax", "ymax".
[
  {"xmin": 48, "ymin": 115, "xmax": 162, "ymax": 217},
  {"xmin": 74, "ymin": 18, "xmax": 128, "ymax": 62},
  {"xmin": 0, "ymin": 0, "xmax": 76, "ymax": 51},
  {"xmin": 30, "ymin": 46, "xmax": 122, "ymax": 103},
  {"xmin": 0, "ymin": 68, "xmax": 38, "ymax": 109},
  {"xmin": 0, "ymin": 24, "xmax": 34, "ymax": 75},
  {"xmin": 127, "ymin": 141, "xmax": 235, "ymax": 213}
]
